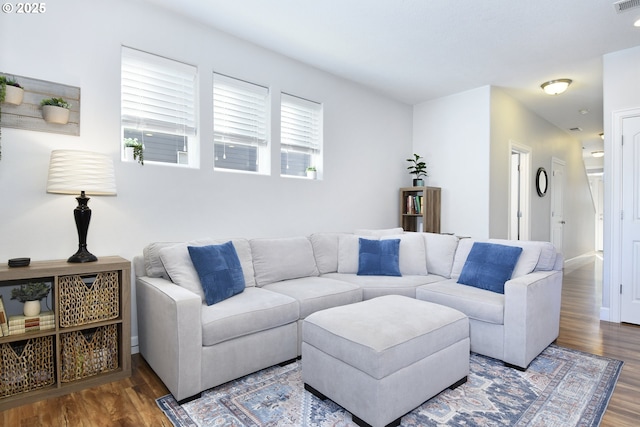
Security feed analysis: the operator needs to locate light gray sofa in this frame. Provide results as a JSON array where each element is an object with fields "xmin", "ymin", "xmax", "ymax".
[{"xmin": 134, "ymin": 230, "xmax": 563, "ymax": 402}]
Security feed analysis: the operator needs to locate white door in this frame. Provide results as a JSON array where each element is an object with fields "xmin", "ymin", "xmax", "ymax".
[
  {"xmin": 550, "ymin": 158, "xmax": 565, "ymax": 255},
  {"xmin": 593, "ymin": 176, "xmax": 604, "ymax": 252},
  {"xmin": 621, "ymin": 115, "xmax": 640, "ymax": 324}
]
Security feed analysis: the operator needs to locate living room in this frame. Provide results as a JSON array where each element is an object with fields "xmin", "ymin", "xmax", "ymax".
[{"xmin": 1, "ymin": 0, "xmax": 640, "ymax": 425}]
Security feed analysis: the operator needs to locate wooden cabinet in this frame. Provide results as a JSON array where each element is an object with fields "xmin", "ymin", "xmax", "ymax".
[
  {"xmin": 400, "ymin": 186, "xmax": 441, "ymax": 233},
  {"xmin": 0, "ymin": 257, "xmax": 131, "ymax": 410}
]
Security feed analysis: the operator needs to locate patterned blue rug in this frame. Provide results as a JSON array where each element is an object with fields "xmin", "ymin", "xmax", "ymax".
[{"xmin": 156, "ymin": 344, "xmax": 622, "ymax": 426}]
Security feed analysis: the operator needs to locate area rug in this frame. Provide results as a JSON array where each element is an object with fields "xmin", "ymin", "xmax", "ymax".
[{"xmin": 157, "ymin": 344, "xmax": 622, "ymax": 426}]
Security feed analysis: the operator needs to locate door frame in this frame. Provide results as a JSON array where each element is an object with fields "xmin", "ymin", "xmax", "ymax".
[
  {"xmin": 508, "ymin": 140, "xmax": 531, "ymax": 240},
  {"xmin": 607, "ymin": 107, "xmax": 640, "ymax": 323},
  {"xmin": 550, "ymin": 157, "xmax": 566, "ymax": 254}
]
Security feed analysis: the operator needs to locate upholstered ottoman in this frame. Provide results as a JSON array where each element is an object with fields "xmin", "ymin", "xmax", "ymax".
[{"xmin": 302, "ymin": 295, "xmax": 469, "ymax": 427}]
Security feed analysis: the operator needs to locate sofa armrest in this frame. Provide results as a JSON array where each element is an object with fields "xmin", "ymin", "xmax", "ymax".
[
  {"xmin": 503, "ymin": 270, "xmax": 563, "ymax": 368},
  {"xmin": 136, "ymin": 275, "xmax": 203, "ymax": 401}
]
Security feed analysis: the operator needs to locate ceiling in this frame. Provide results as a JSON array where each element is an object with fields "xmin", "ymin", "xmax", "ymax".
[{"xmin": 143, "ymin": 0, "xmax": 640, "ymax": 172}]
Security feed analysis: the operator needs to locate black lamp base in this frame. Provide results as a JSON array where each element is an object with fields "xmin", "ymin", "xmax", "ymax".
[
  {"xmin": 68, "ymin": 191, "xmax": 98, "ymax": 263},
  {"xmin": 68, "ymin": 247, "xmax": 98, "ymax": 263}
]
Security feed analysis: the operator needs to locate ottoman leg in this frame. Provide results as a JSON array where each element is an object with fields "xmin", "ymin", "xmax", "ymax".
[
  {"xmin": 449, "ymin": 376, "xmax": 467, "ymax": 390},
  {"xmin": 352, "ymin": 414, "xmax": 401, "ymax": 427},
  {"xmin": 304, "ymin": 383, "xmax": 328, "ymax": 401}
]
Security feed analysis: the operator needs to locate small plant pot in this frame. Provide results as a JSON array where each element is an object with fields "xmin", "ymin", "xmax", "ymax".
[
  {"xmin": 307, "ymin": 170, "xmax": 317, "ymax": 179},
  {"xmin": 42, "ymin": 105, "xmax": 70, "ymax": 124},
  {"xmin": 124, "ymin": 146, "xmax": 135, "ymax": 162},
  {"xmin": 23, "ymin": 300, "xmax": 42, "ymax": 317},
  {"xmin": 4, "ymin": 85, "xmax": 24, "ymax": 105},
  {"xmin": 413, "ymin": 179, "xmax": 424, "ymax": 186}
]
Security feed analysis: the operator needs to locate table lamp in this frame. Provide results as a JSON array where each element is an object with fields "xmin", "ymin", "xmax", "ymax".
[{"xmin": 46, "ymin": 150, "xmax": 117, "ymax": 263}]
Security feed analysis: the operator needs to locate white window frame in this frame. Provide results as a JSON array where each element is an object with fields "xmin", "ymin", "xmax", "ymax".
[
  {"xmin": 213, "ymin": 73, "xmax": 270, "ymax": 174},
  {"xmin": 280, "ymin": 93, "xmax": 323, "ymax": 178},
  {"xmin": 121, "ymin": 46, "xmax": 199, "ymax": 167}
]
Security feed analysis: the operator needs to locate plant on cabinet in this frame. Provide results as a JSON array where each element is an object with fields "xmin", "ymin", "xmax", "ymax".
[
  {"xmin": 11, "ymin": 282, "xmax": 51, "ymax": 317},
  {"xmin": 406, "ymin": 153, "xmax": 428, "ymax": 186}
]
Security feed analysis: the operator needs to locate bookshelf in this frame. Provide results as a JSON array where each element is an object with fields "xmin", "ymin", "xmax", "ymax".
[
  {"xmin": 400, "ymin": 186, "xmax": 441, "ymax": 233},
  {"xmin": 0, "ymin": 256, "xmax": 131, "ymax": 410}
]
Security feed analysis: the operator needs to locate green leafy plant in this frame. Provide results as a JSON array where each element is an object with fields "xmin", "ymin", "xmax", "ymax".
[
  {"xmin": 306, "ymin": 166, "xmax": 316, "ymax": 172},
  {"xmin": 11, "ymin": 282, "xmax": 51, "ymax": 302},
  {"xmin": 40, "ymin": 97, "xmax": 70, "ymax": 109},
  {"xmin": 124, "ymin": 137, "xmax": 144, "ymax": 165},
  {"xmin": 0, "ymin": 75, "xmax": 22, "ymax": 161},
  {"xmin": 406, "ymin": 153, "xmax": 428, "ymax": 180}
]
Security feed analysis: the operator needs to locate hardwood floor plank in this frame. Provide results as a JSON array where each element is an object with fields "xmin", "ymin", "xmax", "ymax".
[{"xmin": 1, "ymin": 256, "xmax": 638, "ymax": 426}]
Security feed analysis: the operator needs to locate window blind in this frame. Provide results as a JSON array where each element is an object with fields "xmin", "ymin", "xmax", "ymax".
[
  {"xmin": 121, "ymin": 47, "xmax": 197, "ymax": 136},
  {"xmin": 281, "ymin": 93, "xmax": 322, "ymax": 154},
  {"xmin": 213, "ymin": 73, "xmax": 269, "ymax": 146}
]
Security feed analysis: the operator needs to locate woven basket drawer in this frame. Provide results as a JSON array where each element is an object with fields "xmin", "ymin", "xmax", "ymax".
[
  {"xmin": 60, "ymin": 324, "xmax": 119, "ymax": 382},
  {"xmin": 0, "ymin": 336, "xmax": 55, "ymax": 397},
  {"xmin": 58, "ymin": 271, "xmax": 119, "ymax": 327}
]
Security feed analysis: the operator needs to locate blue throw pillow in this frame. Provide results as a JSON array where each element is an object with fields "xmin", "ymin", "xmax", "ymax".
[
  {"xmin": 188, "ymin": 241, "xmax": 245, "ymax": 305},
  {"xmin": 457, "ymin": 242, "xmax": 523, "ymax": 294},
  {"xmin": 357, "ymin": 238, "xmax": 401, "ymax": 276}
]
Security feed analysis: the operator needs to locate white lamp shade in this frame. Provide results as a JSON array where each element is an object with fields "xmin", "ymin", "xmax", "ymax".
[{"xmin": 47, "ymin": 150, "xmax": 117, "ymax": 196}]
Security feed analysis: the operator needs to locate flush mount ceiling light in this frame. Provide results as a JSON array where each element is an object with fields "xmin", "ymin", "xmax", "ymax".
[
  {"xmin": 592, "ymin": 151, "xmax": 605, "ymax": 158},
  {"xmin": 541, "ymin": 79, "xmax": 572, "ymax": 95}
]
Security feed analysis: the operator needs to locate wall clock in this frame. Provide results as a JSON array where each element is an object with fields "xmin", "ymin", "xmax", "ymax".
[{"xmin": 536, "ymin": 167, "xmax": 548, "ymax": 197}]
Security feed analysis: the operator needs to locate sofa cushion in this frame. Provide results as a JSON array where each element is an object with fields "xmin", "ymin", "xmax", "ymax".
[
  {"xmin": 357, "ymin": 238, "xmax": 401, "ymax": 276},
  {"xmin": 382, "ymin": 233, "xmax": 428, "ymax": 276},
  {"xmin": 201, "ymin": 287, "xmax": 299, "ymax": 346},
  {"xmin": 263, "ymin": 277, "xmax": 362, "ymax": 318},
  {"xmin": 143, "ymin": 241, "xmax": 176, "ymax": 279},
  {"xmin": 338, "ymin": 234, "xmax": 371, "ymax": 273},
  {"xmin": 251, "ymin": 236, "xmax": 319, "ymax": 286},
  {"xmin": 309, "ymin": 232, "xmax": 342, "ymax": 274},
  {"xmin": 423, "ymin": 232, "xmax": 459, "ymax": 278},
  {"xmin": 457, "ymin": 242, "xmax": 523, "ymax": 294},
  {"xmin": 159, "ymin": 238, "xmax": 216, "ymax": 301},
  {"xmin": 188, "ymin": 242, "xmax": 245, "ymax": 305},
  {"xmin": 323, "ymin": 272, "xmax": 444, "ymax": 300},
  {"xmin": 416, "ymin": 279, "xmax": 505, "ymax": 325}
]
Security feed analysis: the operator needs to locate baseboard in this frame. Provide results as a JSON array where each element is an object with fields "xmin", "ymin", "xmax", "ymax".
[
  {"xmin": 600, "ymin": 307, "xmax": 610, "ymax": 322},
  {"xmin": 131, "ymin": 335, "xmax": 139, "ymax": 354}
]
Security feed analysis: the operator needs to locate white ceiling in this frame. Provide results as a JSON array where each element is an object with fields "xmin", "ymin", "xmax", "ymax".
[{"xmin": 143, "ymin": 0, "xmax": 640, "ymax": 171}]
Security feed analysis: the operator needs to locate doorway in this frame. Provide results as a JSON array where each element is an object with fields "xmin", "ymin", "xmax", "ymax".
[
  {"xmin": 550, "ymin": 158, "xmax": 566, "ymax": 255},
  {"xmin": 509, "ymin": 141, "xmax": 531, "ymax": 240}
]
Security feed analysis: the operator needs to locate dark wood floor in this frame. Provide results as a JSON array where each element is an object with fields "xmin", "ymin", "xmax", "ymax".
[{"xmin": 1, "ymin": 258, "xmax": 639, "ymax": 426}]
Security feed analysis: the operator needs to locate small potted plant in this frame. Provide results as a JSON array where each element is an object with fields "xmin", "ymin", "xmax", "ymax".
[
  {"xmin": 406, "ymin": 153, "xmax": 428, "ymax": 186},
  {"xmin": 11, "ymin": 282, "xmax": 51, "ymax": 317},
  {"xmin": 306, "ymin": 166, "xmax": 317, "ymax": 179},
  {"xmin": 0, "ymin": 76, "xmax": 24, "ymax": 105},
  {"xmin": 41, "ymin": 97, "xmax": 71, "ymax": 124},
  {"xmin": 124, "ymin": 137, "xmax": 144, "ymax": 165}
]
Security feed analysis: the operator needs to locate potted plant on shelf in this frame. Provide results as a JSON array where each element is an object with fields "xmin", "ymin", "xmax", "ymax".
[
  {"xmin": 406, "ymin": 153, "xmax": 428, "ymax": 186},
  {"xmin": 11, "ymin": 282, "xmax": 51, "ymax": 317},
  {"xmin": 306, "ymin": 166, "xmax": 317, "ymax": 179},
  {"xmin": 0, "ymin": 76, "xmax": 24, "ymax": 105},
  {"xmin": 124, "ymin": 137, "xmax": 144, "ymax": 165},
  {"xmin": 41, "ymin": 97, "xmax": 71, "ymax": 124}
]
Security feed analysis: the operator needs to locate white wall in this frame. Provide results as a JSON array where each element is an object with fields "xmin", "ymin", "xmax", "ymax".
[
  {"xmin": 602, "ymin": 45, "xmax": 640, "ymax": 315},
  {"xmin": 413, "ymin": 86, "xmax": 491, "ymax": 238},
  {"xmin": 0, "ymin": 0, "xmax": 412, "ymax": 349}
]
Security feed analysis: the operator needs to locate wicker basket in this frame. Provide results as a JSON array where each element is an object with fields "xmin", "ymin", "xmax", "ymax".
[
  {"xmin": 60, "ymin": 324, "xmax": 119, "ymax": 382},
  {"xmin": 0, "ymin": 336, "xmax": 55, "ymax": 397},
  {"xmin": 58, "ymin": 271, "xmax": 119, "ymax": 327}
]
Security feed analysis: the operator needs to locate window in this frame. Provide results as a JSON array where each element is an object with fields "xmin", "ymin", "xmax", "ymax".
[
  {"xmin": 121, "ymin": 47, "xmax": 198, "ymax": 166},
  {"xmin": 213, "ymin": 73, "xmax": 269, "ymax": 173},
  {"xmin": 280, "ymin": 93, "xmax": 322, "ymax": 177}
]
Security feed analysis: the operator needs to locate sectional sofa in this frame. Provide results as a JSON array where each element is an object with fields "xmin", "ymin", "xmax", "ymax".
[{"xmin": 134, "ymin": 229, "xmax": 563, "ymax": 402}]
